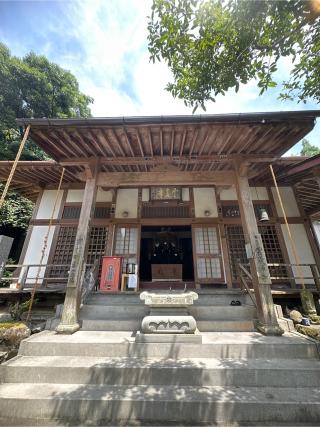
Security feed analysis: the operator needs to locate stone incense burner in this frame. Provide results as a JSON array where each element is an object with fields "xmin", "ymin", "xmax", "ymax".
[{"xmin": 139, "ymin": 290, "xmax": 199, "ymax": 334}]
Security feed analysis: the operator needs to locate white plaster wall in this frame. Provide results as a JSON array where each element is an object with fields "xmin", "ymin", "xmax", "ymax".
[
  {"xmin": 115, "ymin": 189, "xmax": 138, "ymax": 218},
  {"xmin": 36, "ymin": 190, "xmax": 63, "ymax": 219},
  {"xmin": 250, "ymin": 187, "xmax": 269, "ymax": 200},
  {"xmin": 193, "ymin": 187, "xmax": 218, "ymax": 218},
  {"xmin": 21, "ymin": 225, "xmax": 56, "ymax": 283},
  {"xmin": 219, "ymin": 187, "xmax": 237, "ymax": 200},
  {"xmin": 272, "ymin": 187, "xmax": 300, "ymax": 217},
  {"xmin": 66, "ymin": 188, "xmax": 112, "ymax": 203},
  {"xmin": 182, "ymin": 188, "xmax": 190, "ymax": 201},
  {"xmin": 66, "ymin": 189, "xmax": 84, "ymax": 203},
  {"xmin": 142, "ymin": 188, "xmax": 149, "ymax": 202},
  {"xmin": 312, "ymin": 221, "xmax": 320, "ymax": 248},
  {"xmin": 96, "ymin": 188, "xmax": 113, "ymax": 202},
  {"xmin": 281, "ymin": 223, "xmax": 316, "ymax": 284},
  {"xmin": 219, "ymin": 186, "xmax": 268, "ymax": 201}
]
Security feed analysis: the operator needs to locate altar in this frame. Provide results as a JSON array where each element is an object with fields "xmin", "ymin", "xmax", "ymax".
[{"xmin": 151, "ymin": 264, "xmax": 183, "ymax": 281}]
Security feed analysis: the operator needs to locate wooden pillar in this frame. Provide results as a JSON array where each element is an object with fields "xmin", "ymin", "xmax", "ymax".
[
  {"xmin": 234, "ymin": 163, "xmax": 283, "ymax": 335},
  {"xmin": 56, "ymin": 170, "xmax": 98, "ymax": 334}
]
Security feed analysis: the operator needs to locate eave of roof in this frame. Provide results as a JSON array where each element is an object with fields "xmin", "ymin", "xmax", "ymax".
[
  {"xmin": 16, "ymin": 110, "xmax": 320, "ymax": 127},
  {"xmin": 13, "ymin": 111, "xmax": 319, "ymax": 171}
]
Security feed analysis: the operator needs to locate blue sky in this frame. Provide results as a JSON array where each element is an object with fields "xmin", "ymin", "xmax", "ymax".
[{"xmin": 0, "ymin": 0, "xmax": 319, "ymax": 155}]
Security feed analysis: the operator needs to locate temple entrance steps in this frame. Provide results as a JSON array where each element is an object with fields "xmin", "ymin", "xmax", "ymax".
[
  {"xmin": 0, "ymin": 331, "xmax": 320, "ymax": 426},
  {"xmin": 80, "ymin": 290, "xmax": 256, "ymax": 332}
]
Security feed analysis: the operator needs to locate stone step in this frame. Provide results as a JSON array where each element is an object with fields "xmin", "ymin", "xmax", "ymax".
[
  {"xmin": 197, "ymin": 320, "xmax": 255, "ymax": 332},
  {"xmin": 79, "ymin": 304, "xmax": 256, "ymax": 321},
  {"xmin": 87, "ymin": 291, "xmax": 248, "ymax": 306},
  {"xmin": 3, "ymin": 356, "xmax": 320, "ymax": 387},
  {"xmin": 80, "ymin": 318, "xmax": 255, "ymax": 332},
  {"xmin": 19, "ymin": 331, "xmax": 319, "ymax": 360},
  {"xmin": 0, "ymin": 383, "xmax": 319, "ymax": 425},
  {"xmin": 81, "ymin": 319, "xmax": 140, "ymax": 331}
]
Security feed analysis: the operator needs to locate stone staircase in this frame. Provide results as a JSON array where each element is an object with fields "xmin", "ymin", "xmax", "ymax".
[
  {"xmin": 79, "ymin": 290, "xmax": 257, "ymax": 332},
  {"xmin": 1, "ymin": 291, "xmax": 320, "ymax": 425},
  {"xmin": 0, "ymin": 330, "xmax": 320, "ymax": 425}
]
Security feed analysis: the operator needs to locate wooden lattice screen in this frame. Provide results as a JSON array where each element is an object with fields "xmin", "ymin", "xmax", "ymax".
[
  {"xmin": 62, "ymin": 205, "xmax": 114, "ymax": 219},
  {"xmin": 141, "ymin": 205, "xmax": 190, "ymax": 218},
  {"xmin": 48, "ymin": 225, "xmax": 108, "ymax": 282},
  {"xmin": 225, "ymin": 224, "xmax": 287, "ymax": 280},
  {"xmin": 86, "ymin": 226, "xmax": 108, "ymax": 273},
  {"xmin": 49, "ymin": 226, "xmax": 77, "ymax": 279}
]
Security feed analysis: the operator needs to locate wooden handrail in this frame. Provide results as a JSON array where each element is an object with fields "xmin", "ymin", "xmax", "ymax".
[
  {"xmin": 237, "ymin": 261, "xmax": 320, "ymax": 295},
  {"xmin": 1, "ymin": 263, "xmax": 95, "ymax": 289}
]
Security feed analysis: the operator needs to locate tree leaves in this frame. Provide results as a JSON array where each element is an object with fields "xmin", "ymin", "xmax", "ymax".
[
  {"xmin": 0, "ymin": 43, "xmax": 94, "ymax": 232},
  {"xmin": 148, "ymin": 0, "xmax": 320, "ymax": 110},
  {"xmin": 300, "ymin": 139, "xmax": 320, "ymax": 157}
]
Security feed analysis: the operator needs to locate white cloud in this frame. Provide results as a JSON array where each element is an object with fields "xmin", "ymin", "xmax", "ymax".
[
  {"xmin": 53, "ymin": 0, "xmax": 264, "ymax": 117},
  {"xmin": 4, "ymin": 0, "xmax": 319, "ymax": 151}
]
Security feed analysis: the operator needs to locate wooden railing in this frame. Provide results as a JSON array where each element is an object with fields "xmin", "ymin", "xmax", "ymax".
[
  {"xmin": 81, "ymin": 259, "xmax": 100, "ymax": 304},
  {"xmin": 237, "ymin": 260, "xmax": 320, "ymax": 298},
  {"xmin": 236, "ymin": 262, "xmax": 257, "ymax": 307},
  {"xmin": 1, "ymin": 263, "xmax": 95, "ymax": 290}
]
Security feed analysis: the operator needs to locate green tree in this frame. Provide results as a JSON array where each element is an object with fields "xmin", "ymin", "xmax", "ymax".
[
  {"xmin": 148, "ymin": 0, "xmax": 320, "ymax": 111},
  {"xmin": 0, "ymin": 43, "xmax": 93, "ymax": 258},
  {"xmin": 0, "ymin": 43, "xmax": 93, "ymax": 160},
  {"xmin": 300, "ymin": 139, "xmax": 320, "ymax": 156}
]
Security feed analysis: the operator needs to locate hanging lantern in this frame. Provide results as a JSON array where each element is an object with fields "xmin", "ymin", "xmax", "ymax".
[{"xmin": 258, "ymin": 207, "xmax": 269, "ymax": 222}]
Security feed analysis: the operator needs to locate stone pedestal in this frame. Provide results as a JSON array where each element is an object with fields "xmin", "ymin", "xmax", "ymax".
[{"xmin": 137, "ymin": 291, "xmax": 201, "ymax": 342}]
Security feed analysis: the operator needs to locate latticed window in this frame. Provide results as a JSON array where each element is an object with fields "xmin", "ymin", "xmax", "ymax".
[
  {"xmin": 62, "ymin": 206, "xmax": 81, "ymax": 219},
  {"xmin": 49, "ymin": 226, "xmax": 77, "ymax": 278},
  {"xmin": 259, "ymin": 225, "xmax": 287, "ymax": 279},
  {"xmin": 225, "ymin": 224, "xmax": 286, "ymax": 280},
  {"xmin": 49, "ymin": 226, "xmax": 108, "ymax": 280},
  {"xmin": 114, "ymin": 226, "xmax": 138, "ymax": 272},
  {"xmin": 222, "ymin": 203, "xmax": 272, "ymax": 219},
  {"xmin": 225, "ymin": 225, "xmax": 248, "ymax": 280},
  {"xmin": 86, "ymin": 227, "xmax": 108, "ymax": 273},
  {"xmin": 195, "ymin": 227, "xmax": 219, "ymax": 255},
  {"xmin": 193, "ymin": 226, "xmax": 222, "ymax": 280},
  {"xmin": 62, "ymin": 205, "xmax": 114, "ymax": 219},
  {"xmin": 222, "ymin": 205, "xmax": 240, "ymax": 218},
  {"xmin": 196, "ymin": 258, "xmax": 221, "ymax": 279},
  {"xmin": 141, "ymin": 205, "xmax": 190, "ymax": 218},
  {"xmin": 94, "ymin": 206, "xmax": 114, "ymax": 218}
]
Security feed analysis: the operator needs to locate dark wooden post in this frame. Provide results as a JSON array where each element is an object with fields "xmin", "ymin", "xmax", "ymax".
[
  {"xmin": 56, "ymin": 166, "xmax": 98, "ymax": 334},
  {"xmin": 234, "ymin": 161, "xmax": 283, "ymax": 335}
]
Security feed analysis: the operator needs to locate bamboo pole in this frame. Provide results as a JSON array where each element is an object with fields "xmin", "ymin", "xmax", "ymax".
[
  {"xmin": 269, "ymin": 164, "xmax": 305, "ymax": 289},
  {"xmin": 0, "ymin": 125, "xmax": 31, "ymax": 209},
  {"xmin": 26, "ymin": 168, "xmax": 65, "ymax": 322}
]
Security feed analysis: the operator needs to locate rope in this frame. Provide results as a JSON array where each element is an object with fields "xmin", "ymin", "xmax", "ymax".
[
  {"xmin": 26, "ymin": 167, "xmax": 65, "ymax": 322},
  {"xmin": 0, "ymin": 125, "xmax": 31, "ymax": 210},
  {"xmin": 269, "ymin": 164, "xmax": 305, "ymax": 289}
]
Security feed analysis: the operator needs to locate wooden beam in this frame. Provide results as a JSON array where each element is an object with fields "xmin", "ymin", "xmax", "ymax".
[
  {"xmin": 313, "ymin": 167, "xmax": 320, "ymax": 190},
  {"xmin": 148, "ymin": 129, "xmax": 154, "ymax": 157},
  {"xmin": 122, "ymin": 127, "xmax": 135, "ymax": 157},
  {"xmin": 135, "ymin": 129, "xmax": 145, "ymax": 157},
  {"xmin": 189, "ymin": 128, "xmax": 199, "ymax": 156},
  {"xmin": 58, "ymin": 153, "xmax": 279, "ymax": 167},
  {"xmin": 180, "ymin": 130, "xmax": 187, "ymax": 156},
  {"xmin": 93, "ymin": 170, "xmax": 236, "ymax": 187},
  {"xmin": 234, "ymin": 161, "xmax": 283, "ymax": 336},
  {"xmin": 170, "ymin": 129, "xmax": 174, "ymax": 157},
  {"xmin": 110, "ymin": 129, "xmax": 126, "ymax": 157}
]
